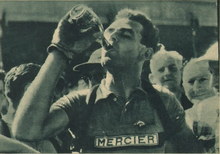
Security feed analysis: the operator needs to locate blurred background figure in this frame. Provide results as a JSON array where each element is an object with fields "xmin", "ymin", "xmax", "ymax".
[
  {"xmin": 73, "ymin": 48, "xmax": 106, "ymax": 90},
  {"xmin": 1, "ymin": 63, "xmax": 41, "ymax": 138},
  {"xmin": 182, "ymin": 58, "xmax": 219, "ymax": 153},
  {"xmin": 3, "ymin": 64, "xmax": 40, "ymax": 122},
  {"xmin": 1, "ymin": 18, "xmax": 39, "ymax": 154},
  {"xmin": 1, "ymin": 63, "xmax": 73, "ymax": 153},
  {"xmin": 148, "ymin": 49, "xmax": 192, "ymax": 110},
  {"xmin": 0, "ymin": 63, "xmax": 58, "ymax": 153},
  {"xmin": 196, "ymin": 41, "xmax": 219, "ymax": 91},
  {"xmin": 1, "ymin": 63, "xmax": 74, "ymax": 153}
]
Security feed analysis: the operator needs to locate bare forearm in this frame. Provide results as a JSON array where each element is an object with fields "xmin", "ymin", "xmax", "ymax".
[
  {"xmin": 12, "ymin": 50, "xmax": 68, "ymax": 140},
  {"xmin": 12, "ymin": 5, "xmax": 102, "ymax": 141}
]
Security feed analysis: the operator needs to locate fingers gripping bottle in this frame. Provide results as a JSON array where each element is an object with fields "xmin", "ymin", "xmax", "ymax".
[{"xmin": 48, "ymin": 4, "xmax": 104, "ymax": 59}]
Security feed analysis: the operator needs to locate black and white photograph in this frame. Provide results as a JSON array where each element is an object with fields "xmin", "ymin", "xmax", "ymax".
[{"xmin": 0, "ymin": 0, "xmax": 219, "ymax": 153}]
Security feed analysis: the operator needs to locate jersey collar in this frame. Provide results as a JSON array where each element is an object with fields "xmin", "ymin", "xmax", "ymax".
[{"xmin": 95, "ymin": 79, "xmax": 148, "ymax": 103}]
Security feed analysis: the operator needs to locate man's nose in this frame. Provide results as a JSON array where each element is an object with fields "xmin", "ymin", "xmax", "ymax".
[
  {"xmin": 105, "ymin": 30, "xmax": 118, "ymax": 44},
  {"xmin": 193, "ymin": 80, "xmax": 200, "ymax": 92},
  {"xmin": 164, "ymin": 67, "xmax": 171, "ymax": 75},
  {"xmin": 110, "ymin": 32, "xmax": 118, "ymax": 43}
]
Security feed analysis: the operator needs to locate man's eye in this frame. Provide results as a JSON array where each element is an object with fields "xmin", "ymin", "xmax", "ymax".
[
  {"xmin": 121, "ymin": 31, "xmax": 132, "ymax": 38},
  {"xmin": 158, "ymin": 67, "xmax": 164, "ymax": 73},
  {"xmin": 199, "ymin": 78, "xmax": 208, "ymax": 83},
  {"xmin": 169, "ymin": 65, "xmax": 177, "ymax": 72},
  {"xmin": 188, "ymin": 79, "xmax": 195, "ymax": 85}
]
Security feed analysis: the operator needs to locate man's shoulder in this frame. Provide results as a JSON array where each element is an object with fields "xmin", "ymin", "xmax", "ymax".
[
  {"xmin": 69, "ymin": 89, "xmax": 90, "ymax": 95},
  {"xmin": 52, "ymin": 89, "xmax": 90, "ymax": 108},
  {"xmin": 66, "ymin": 89, "xmax": 90, "ymax": 100}
]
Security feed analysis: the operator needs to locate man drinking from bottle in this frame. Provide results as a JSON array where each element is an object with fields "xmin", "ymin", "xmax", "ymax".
[{"xmin": 12, "ymin": 5, "xmax": 202, "ymax": 153}]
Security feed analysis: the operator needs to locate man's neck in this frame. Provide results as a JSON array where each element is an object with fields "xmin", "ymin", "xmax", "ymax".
[{"xmin": 105, "ymin": 68, "xmax": 141, "ymax": 100}]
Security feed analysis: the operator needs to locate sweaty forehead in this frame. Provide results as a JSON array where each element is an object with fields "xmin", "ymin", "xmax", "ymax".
[
  {"xmin": 151, "ymin": 56, "xmax": 177, "ymax": 70},
  {"xmin": 106, "ymin": 18, "xmax": 143, "ymax": 33},
  {"xmin": 183, "ymin": 63, "xmax": 210, "ymax": 80}
]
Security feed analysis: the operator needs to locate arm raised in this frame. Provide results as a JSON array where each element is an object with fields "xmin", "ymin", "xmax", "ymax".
[
  {"xmin": 12, "ymin": 50, "xmax": 69, "ymax": 140},
  {"xmin": 12, "ymin": 5, "xmax": 103, "ymax": 141}
]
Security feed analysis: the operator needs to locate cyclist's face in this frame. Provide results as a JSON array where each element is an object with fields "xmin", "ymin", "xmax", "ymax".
[{"xmin": 101, "ymin": 18, "xmax": 143, "ymax": 70}]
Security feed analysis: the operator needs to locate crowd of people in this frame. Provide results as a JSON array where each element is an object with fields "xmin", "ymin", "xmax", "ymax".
[{"xmin": 0, "ymin": 4, "xmax": 219, "ymax": 153}]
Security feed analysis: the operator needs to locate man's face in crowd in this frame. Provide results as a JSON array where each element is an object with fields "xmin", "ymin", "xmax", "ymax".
[
  {"xmin": 101, "ymin": 18, "xmax": 144, "ymax": 70},
  {"xmin": 150, "ymin": 56, "xmax": 182, "ymax": 92},
  {"xmin": 182, "ymin": 63, "xmax": 214, "ymax": 104}
]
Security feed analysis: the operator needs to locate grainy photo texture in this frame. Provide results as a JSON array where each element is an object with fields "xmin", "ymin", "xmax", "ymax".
[{"xmin": 0, "ymin": 0, "xmax": 219, "ymax": 153}]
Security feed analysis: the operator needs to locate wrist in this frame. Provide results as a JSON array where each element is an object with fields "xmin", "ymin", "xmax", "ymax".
[
  {"xmin": 47, "ymin": 44, "xmax": 76, "ymax": 60},
  {"xmin": 49, "ymin": 49, "xmax": 70, "ymax": 66}
]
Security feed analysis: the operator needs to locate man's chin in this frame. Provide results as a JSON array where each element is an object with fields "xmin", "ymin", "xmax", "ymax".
[
  {"xmin": 190, "ymin": 99, "xmax": 201, "ymax": 105},
  {"xmin": 163, "ymin": 80, "xmax": 176, "ymax": 84},
  {"xmin": 162, "ymin": 84, "xmax": 176, "ymax": 92},
  {"xmin": 190, "ymin": 95, "xmax": 210, "ymax": 104}
]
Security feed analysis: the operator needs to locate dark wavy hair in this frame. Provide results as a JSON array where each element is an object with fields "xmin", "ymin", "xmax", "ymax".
[
  {"xmin": 115, "ymin": 8, "xmax": 160, "ymax": 52},
  {"xmin": 4, "ymin": 63, "xmax": 41, "ymax": 108}
]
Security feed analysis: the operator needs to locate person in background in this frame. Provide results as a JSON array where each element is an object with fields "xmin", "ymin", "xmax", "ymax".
[
  {"xmin": 2, "ymin": 63, "xmax": 74, "ymax": 153},
  {"xmin": 0, "ymin": 63, "xmax": 58, "ymax": 153},
  {"xmin": 73, "ymin": 48, "xmax": 106, "ymax": 90},
  {"xmin": 196, "ymin": 42, "xmax": 219, "ymax": 91},
  {"xmin": 1, "ymin": 64, "xmax": 41, "ymax": 138},
  {"xmin": 196, "ymin": 41, "xmax": 219, "ymax": 153},
  {"xmin": 1, "ymin": 70, "xmax": 39, "ymax": 153},
  {"xmin": 12, "ymin": 6, "xmax": 202, "ymax": 153},
  {"xmin": 148, "ymin": 49, "xmax": 192, "ymax": 110},
  {"xmin": 182, "ymin": 58, "xmax": 219, "ymax": 153}
]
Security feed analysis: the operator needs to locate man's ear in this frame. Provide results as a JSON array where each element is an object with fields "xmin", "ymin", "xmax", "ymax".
[
  {"xmin": 145, "ymin": 48, "xmax": 153, "ymax": 60},
  {"xmin": 148, "ymin": 73, "xmax": 154, "ymax": 84},
  {"xmin": 138, "ymin": 46, "xmax": 153, "ymax": 61}
]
